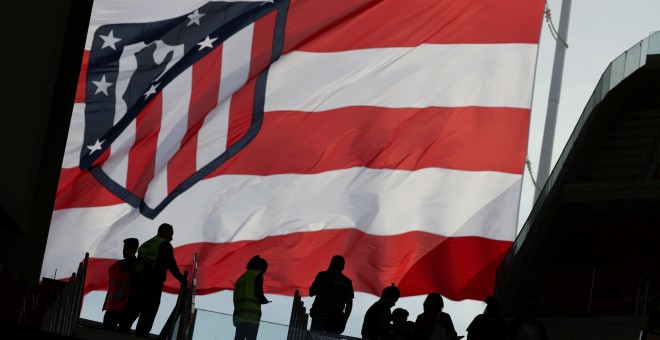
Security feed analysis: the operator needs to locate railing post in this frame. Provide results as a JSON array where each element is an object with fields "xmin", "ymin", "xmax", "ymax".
[{"xmin": 288, "ymin": 290, "xmax": 309, "ymax": 340}]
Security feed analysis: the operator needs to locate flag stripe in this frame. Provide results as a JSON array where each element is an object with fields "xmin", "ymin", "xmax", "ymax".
[
  {"xmin": 226, "ymin": 77, "xmax": 257, "ymax": 147},
  {"xmin": 48, "ymin": 169, "xmax": 521, "ymax": 243},
  {"xmin": 248, "ymin": 10, "xmax": 277, "ymax": 80},
  {"xmin": 214, "ymin": 106, "xmax": 530, "ymax": 176},
  {"xmin": 283, "ymin": 0, "xmax": 544, "ymax": 53},
  {"xmin": 81, "ymin": 231, "xmax": 510, "ymax": 301},
  {"xmin": 218, "ymin": 23, "xmax": 253, "ymax": 103},
  {"xmin": 126, "ymin": 96, "xmax": 162, "ymax": 197},
  {"xmin": 266, "ymin": 44, "xmax": 538, "ymax": 112}
]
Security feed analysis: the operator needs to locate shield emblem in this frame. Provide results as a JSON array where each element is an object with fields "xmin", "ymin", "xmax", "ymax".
[{"xmin": 79, "ymin": 1, "xmax": 289, "ymax": 218}]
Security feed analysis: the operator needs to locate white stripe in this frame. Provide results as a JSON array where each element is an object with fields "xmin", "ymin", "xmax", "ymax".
[
  {"xmin": 196, "ymin": 98, "xmax": 231, "ymax": 170},
  {"xmin": 144, "ymin": 68, "xmax": 194, "ymax": 206},
  {"xmin": 102, "ymin": 120, "xmax": 135, "ymax": 187},
  {"xmin": 43, "ymin": 168, "xmax": 520, "ymax": 278},
  {"xmin": 218, "ymin": 23, "xmax": 253, "ymax": 102},
  {"xmin": 62, "ymin": 104, "xmax": 86, "ymax": 168},
  {"xmin": 85, "ymin": 0, "xmax": 270, "ymax": 49},
  {"xmin": 266, "ymin": 44, "xmax": 538, "ymax": 111}
]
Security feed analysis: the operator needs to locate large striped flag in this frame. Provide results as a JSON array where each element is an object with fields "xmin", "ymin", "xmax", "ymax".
[{"xmin": 44, "ymin": 0, "xmax": 545, "ymax": 302}]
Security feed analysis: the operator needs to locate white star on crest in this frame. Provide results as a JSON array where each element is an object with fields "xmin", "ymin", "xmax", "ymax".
[
  {"xmin": 92, "ymin": 75, "xmax": 113, "ymax": 95},
  {"xmin": 144, "ymin": 83, "xmax": 160, "ymax": 99},
  {"xmin": 187, "ymin": 10, "xmax": 205, "ymax": 26},
  {"xmin": 197, "ymin": 36, "xmax": 217, "ymax": 51},
  {"xmin": 86, "ymin": 139, "xmax": 104, "ymax": 154},
  {"xmin": 100, "ymin": 30, "xmax": 122, "ymax": 50}
]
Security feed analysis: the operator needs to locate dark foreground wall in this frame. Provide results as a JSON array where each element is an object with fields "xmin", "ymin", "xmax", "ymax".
[{"xmin": 0, "ymin": 1, "xmax": 93, "ymax": 286}]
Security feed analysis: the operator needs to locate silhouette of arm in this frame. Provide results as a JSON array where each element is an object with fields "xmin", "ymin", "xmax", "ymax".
[
  {"xmin": 254, "ymin": 273, "xmax": 269, "ymax": 304},
  {"xmin": 159, "ymin": 242, "xmax": 186, "ymax": 283}
]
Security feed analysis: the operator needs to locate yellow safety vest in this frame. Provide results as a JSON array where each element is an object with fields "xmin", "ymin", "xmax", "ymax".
[
  {"xmin": 134, "ymin": 235, "xmax": 166, "ymax": 272},
  {"xmin": 233, "ymin": 269, "xmax": 262, "ymax": 325}
]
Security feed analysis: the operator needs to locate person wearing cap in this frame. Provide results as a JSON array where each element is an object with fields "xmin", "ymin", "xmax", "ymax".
[
  {"xmin": 362, "ymin": 283, "xmax": 401, "ymax": 339},
  {"xmin": 102, "ymin": 237, "xmax": 139, "ymax": 331}
]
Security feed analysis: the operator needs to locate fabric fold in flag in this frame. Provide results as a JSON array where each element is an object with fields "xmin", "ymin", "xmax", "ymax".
[{"xmin": 44, "ymin": 0, "xmax": 545, "ymax": 302}]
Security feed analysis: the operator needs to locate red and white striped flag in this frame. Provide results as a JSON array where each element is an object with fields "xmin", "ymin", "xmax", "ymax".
[{"xmin": 44, "ymin": 0, "xmax": 545, "ymax": 301}]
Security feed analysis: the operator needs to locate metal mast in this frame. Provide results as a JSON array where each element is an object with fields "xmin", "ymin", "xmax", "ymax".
[{"xmin": 536, "ymin": 0, "xmax": 572, "ymax": 198}]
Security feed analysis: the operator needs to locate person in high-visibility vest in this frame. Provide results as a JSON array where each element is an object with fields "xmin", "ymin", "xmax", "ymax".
[
  {"xmin": 102, "ymin": 237, "xmax": 139, "ymax": 331},
  {"xmin": 233, "ymin": 255, "xmax": 270, "ymax": 340},
  {"xmin": 119, "ymin": 223, "xmax": 188, "ymax": 337}
]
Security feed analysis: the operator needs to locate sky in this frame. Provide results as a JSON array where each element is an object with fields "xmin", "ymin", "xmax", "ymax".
[{"xmin": 78, "ymin": 0, "xmax": 660, "ymax": 338}]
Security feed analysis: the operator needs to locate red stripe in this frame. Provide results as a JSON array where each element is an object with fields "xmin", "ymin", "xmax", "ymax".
[
  {"xmin": 223, "ymin": 11, "xmax": 277, "ymax": 148},
  {"xmin": 226, "ymin": 77, "xmax": 256, "ymax": 147},
  {"xmin": 76, "ymin": 51, "xmax": 90, "ymax": 103},
  {"xmin": 83, "ymin": 230, "xmax": 511, "ymax": 301},
  {"xmin": 284, "ymin": 0, "xmax": 545, "ymax": 53},
  {"xmin": 167, "ymin": 47, "xmax": 223, "ymax": 193},
  {"xmin": 248, "ymin": 10, "xmax": 277, "ymax": 80},
  {"xmin": 126, "ymin": 95, "xmax": 162, "ymax": 198},
  {"xmin": 53, "ymin": 167, "xmax": 123, "ymax": 210},
  {"xmin": 212, "ymin": 106, "xmax": 529, "ymax": 177}
]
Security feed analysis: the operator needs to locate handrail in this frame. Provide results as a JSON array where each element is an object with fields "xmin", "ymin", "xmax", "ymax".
[
  {"xmin": 287, "ymin": 290, "xmax": 308, "ymax": 340},
  {"xmin": 160, "ymin": 252, "xmax": 198, "ymax": 340},
  {"xmin": 40, "ymin": 252, "xmax": 88, "ymax": 336}
]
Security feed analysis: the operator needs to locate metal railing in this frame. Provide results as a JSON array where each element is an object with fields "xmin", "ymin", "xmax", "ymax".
[
  {"xmin": 162, "ymin": 252, "xmax": 198, "ymax": 340},
  {"xmin": 41, "ymin": 252, "xmax": 88, "ymax": 336},
  {"xmin": 287, "ymin": 290, "xmax": 308, "ymax": 340}
]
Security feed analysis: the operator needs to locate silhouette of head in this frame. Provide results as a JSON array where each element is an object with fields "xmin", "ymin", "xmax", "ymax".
[
  {"xmin": 247, "ymin": 255, "xmax": 268, "ymax": 273},
  {"xmin": 423, "ymin": 292, "xmax": 444, "ymax": 313},
  {"xmin": 123, "ymin": 238, "xmax": 139, "ymax": 258},
  {"xmin": 328, "ymin": 255, "xmax": 345, "ymax": 272},
  {"xmin": 392, "ymin": 308, "xmax": 409, "ymax": 326},
  {"xmin": 157, "ymin": 223, "xmax": 174, "ymax": 241},
  {"xmin": 484, "ymin": 295, "xmax": 503, "ymax": 315},
  {"xmin": 247, "ymin": 255, "xmax": 262, "ymax": 270},
  {"xmin": 258, "ymin": 257, "xmax": 269, "ymax": 274},
  {"xmin": 381, "ymin": 283, "xmax": 400, "ymax": 307}
]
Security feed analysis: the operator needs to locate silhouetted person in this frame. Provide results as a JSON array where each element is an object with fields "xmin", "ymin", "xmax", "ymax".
[
  {"xmin": 413, "ymin": 292, "xmax": 459, "ymax": 340},
  {"xmin": 119, "ymin": 223, "xmax": 187, "ymax": 337},
  {"xmin": 466, "ymin": 295, "xmax": 508, "ymax": 340},
  {"xmin": 233, "ymin": 255, "xmax": 270, "ymax": 340},
  {"xmin": 362, "ymin": 283, "xmax": 400, "ymax": 340},
  {"xmin": 508, "ymin": 301, "xmax": 548, "ymax": 340},
  {"xmin": 102, "ymin": 237, "xmax": 139, "ymax": 331},
  {"xmin": 386, "ymin": 307, "xmax": 415, "ymax": 340},
  {"xmin": 309, "ymin": 255, "xmax": 354, "ymax": 334}
]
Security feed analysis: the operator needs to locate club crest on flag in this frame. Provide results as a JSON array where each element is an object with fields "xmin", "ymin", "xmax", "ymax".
[{"xmin": 78, "ymin": 0, "xmax": 289, "ymax": 219}]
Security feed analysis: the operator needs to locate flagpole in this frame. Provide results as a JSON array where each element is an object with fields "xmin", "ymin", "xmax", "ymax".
[{"xmin": 535, "ymin": 0, "xmax": 572, "ymax": 199}]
